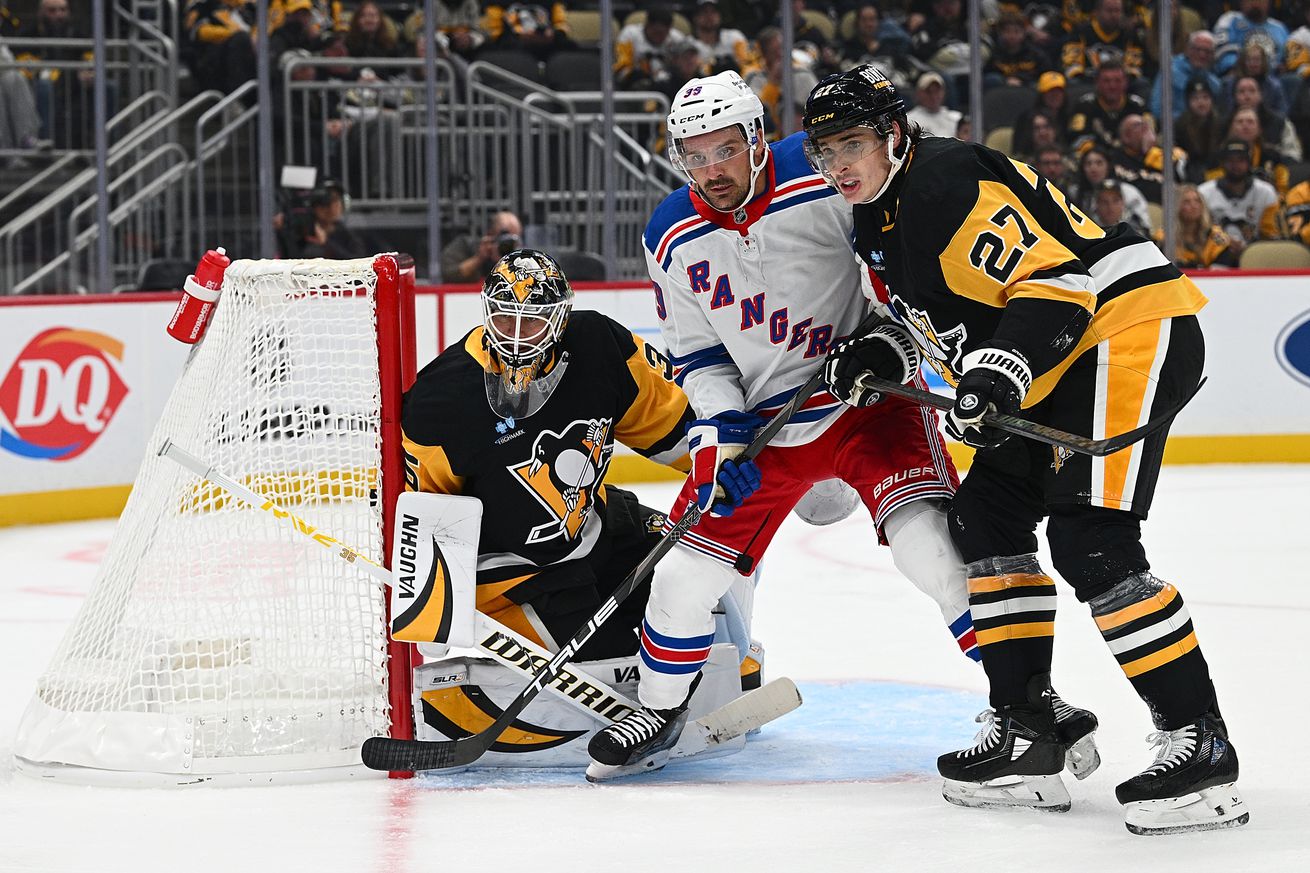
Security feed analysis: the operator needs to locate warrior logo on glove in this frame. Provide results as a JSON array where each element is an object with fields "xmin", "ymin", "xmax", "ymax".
[{"xmin": 509, "ymin": 417, "xmax": 613, "ymax": 543}]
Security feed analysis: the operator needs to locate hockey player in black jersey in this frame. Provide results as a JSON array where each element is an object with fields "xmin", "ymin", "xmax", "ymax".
[
  {"xmin": 401, "ymin": 249, "xmax": 697, "ymax": 662},
  {"xmin": 801, "ymin": 66, "xmax": 1247, "ymax": 835}
]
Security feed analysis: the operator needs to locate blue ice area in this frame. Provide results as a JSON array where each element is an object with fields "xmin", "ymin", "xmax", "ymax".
[{"xmin": 416, "ymin": 680, "xmax": 986, "ymax": 789}]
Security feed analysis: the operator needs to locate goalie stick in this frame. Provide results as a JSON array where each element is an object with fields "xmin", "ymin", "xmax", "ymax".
[
  {"xmin": 357, "ymin": 310, "xmax": 882, "ymax": 772},
  {"xmin": 157, "ymin": 441, "xmax": 803, "ymax": 766},
  {"xmin": 854, "ymin": 374, "xmax": 1206, "ymax": 457}
]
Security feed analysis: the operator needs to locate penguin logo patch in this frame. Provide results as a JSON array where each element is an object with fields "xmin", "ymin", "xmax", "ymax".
[{"xmin": 509, "ymin": 418, "xmax": 614, "ymax": 544}]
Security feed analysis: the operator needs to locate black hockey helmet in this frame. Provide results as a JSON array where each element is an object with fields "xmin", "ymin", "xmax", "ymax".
[{"xmin": 802, "ymin": 64, "xmax": 911, "ymax": 201}]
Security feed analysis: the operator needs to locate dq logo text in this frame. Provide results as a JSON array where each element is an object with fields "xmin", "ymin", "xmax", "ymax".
[{"xmin": 0, "ymin": 328, "xmax": 129, "ymax": 460}]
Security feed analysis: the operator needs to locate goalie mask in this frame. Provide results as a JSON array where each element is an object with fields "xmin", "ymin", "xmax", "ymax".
[
  {"xmin": 481, "ymin": 249, "xmax": 574, "ymax": 420},
  {"xmin": 802, "ymin": 64, "xmax": 910, "ymax": 204}
]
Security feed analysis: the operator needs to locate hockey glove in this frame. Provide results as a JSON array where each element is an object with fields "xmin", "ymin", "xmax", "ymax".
[
  {"xmin": 688, "ymin": 411, "xmax": 764, "ymax": 517},
  {"xmin": 945, "ymin": 343, "xmax": 1032, "ymax": 450},
  {"xmin": 824, "ymin": 323, "xmax": 922, "ymax": 407}
]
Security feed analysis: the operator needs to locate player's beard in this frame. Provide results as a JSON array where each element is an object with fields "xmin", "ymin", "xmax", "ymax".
[{"xmin": 697, "ymin": 172, "xmax": 749, "ymax": 212}]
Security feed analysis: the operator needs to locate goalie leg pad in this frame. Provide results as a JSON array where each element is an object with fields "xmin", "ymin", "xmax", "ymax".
[{"xmin": 942, "ymin": 774, "xmax": 1072, "ymax": 813}]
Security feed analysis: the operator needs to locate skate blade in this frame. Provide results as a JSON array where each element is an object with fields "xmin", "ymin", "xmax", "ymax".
[
  {"xmin": 942, "ymin": 774, "xmax": 1071, "ymax": 812},
  {"xmin": 1064, "ymin": 731, "xmax": 1101, "ymax": 781},
  {"xmin": 584, "ymin": 750, "xmax": 673, "ymax": 783},
  {"xmin": 1124, "ymin": 782, "xmax": 1250, "ymax": 836}
]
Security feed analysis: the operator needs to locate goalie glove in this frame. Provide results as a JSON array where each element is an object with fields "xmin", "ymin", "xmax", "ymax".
[
  {"xmin": 945, "ymin": 342, "xmax": 1032, "ymax": 450},
  {"xmin": 687, "ymin": 411, "xmax": 764, "ymax": 517},
  {"xmin": 823, "ymin": 323, "xmax": 922, "ymax": 407}
]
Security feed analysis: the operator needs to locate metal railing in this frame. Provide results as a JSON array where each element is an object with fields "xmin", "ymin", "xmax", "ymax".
[
  {"xmin": 0, "ymin": 91, "xmax": 221, "ymax": 292},
  {"xmin": 195, "ymin": 81, "xmax": 260, "ymax": 257},
  {"xmin": 12, "ymin": 143, "xmax": 191, "ymax": 294}
]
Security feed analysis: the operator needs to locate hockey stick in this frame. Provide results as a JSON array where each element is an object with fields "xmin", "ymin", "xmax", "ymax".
[
  {"xmin": 854, "ymin": 374, "xmax": 1206, "ymax": 457},
  {"xmin": 157, "ymin": 441, "xmax": 801, "ymax": 761},
  {"xmin": 359, "ymin": 338, "xmax": 848, "ymax": 772}
]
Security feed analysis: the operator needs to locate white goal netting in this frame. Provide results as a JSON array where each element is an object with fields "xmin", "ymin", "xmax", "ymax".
[{"xmin": 13, "ymin": 257, "xmax": 401, "ymax": 784}]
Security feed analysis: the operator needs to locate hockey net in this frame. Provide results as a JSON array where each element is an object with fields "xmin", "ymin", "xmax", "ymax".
[{"xmin": 13, "ymin": 255, "xmax": 417, "ymax": 785}]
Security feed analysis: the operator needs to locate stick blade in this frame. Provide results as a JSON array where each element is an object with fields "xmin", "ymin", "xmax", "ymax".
[
  {"xmin": 361, "ymin": 735, "xmax": 475, "ymax": 772},
  {"xmin": 694, "ymin": 677, "xmax": 803, "ymax": 746}
]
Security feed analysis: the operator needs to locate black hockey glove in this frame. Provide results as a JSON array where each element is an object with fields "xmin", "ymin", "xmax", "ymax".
[
  {"xmin": 823, "ymin": 323, "xmax": 922, "ymax": 407},
  {"xmin": 945, "ymin": 342, "xmax": 1032, "ymax": 450}
]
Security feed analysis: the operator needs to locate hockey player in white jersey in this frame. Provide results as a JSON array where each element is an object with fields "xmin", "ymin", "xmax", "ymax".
[{"xmin": 586, "ymin": 71, "xmax": 1098, "ymax": 781}]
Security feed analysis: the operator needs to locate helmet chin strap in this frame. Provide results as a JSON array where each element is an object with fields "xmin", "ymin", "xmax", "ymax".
[{"xmin": 858, "ymin": 130, "xmax": 907, "ymax": 205}]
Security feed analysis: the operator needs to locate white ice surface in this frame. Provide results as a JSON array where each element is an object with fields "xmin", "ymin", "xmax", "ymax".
[{"xmin": 1, "ymin": 465, "xmax": 1306, "ymax": 872}]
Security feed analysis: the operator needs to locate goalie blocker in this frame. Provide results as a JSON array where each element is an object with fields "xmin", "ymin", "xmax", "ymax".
[{"xmin": 390, "ymin": 492, "xmax": 757, "ymax": 767}]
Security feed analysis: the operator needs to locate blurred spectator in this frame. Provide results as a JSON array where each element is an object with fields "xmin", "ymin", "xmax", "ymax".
[
  {"xmin": 183, "ymin": 1, "xmax": 258, "ymax": 94},
  {"xmin": 0, "ymin": 41, "xmax": 42, "ymax": 155},
  {"xmin": 1145, "ymin": 0, "xmax": 1205, "ymax": 70},
  {"xmin": 839, "ymin": 4, "xmax": 911, "ymax": 71},
  {"xmin": 779, "ymin": 1, "xmax": 830, "ymax": 51},
  {"xmin": 1, "ymin": 4, "xmax": 18, "ymax": 36},
  {"xmin": 1069, "ymin": 145, "xmax": 1152, "ymax": 229},
  {"xmin": 984, "ymin": 11, "xmax": 1049, "ymax": 90},
  {"xmin": 1066, "ymin": 59, "xmax": 1148, "ymax": 152},
  {"xmin": 344, "ymin": 1, "xmax": 405, "ymax": 60},
  {"xmin": 1277, "ymin": 178, "xmax": 1310, "ymax": 248},
  {"xmin": 1223, "ymin": 103, "xmax": 1294, "ymax": 192},
  {"xmin": 402, "ymin": 2, "xmax": 486, "ymax": 60},
  {"xmin": 441, "ymin": 211, "xmax": 523, "ymax": 283},
  {"xmin": 485, "ymin": 3, "xmax": 573, "ymax": 62},
  {"xmin": 1110, "ymin": 112, "xmax": 1186, "ymax": 204},
  {"xmin": 1198, "ymin": 138, "xmax": 1280, "ymax": 251},
  {"xmin": 657, "ymin": 39, "xmax": 712, "ymax": 104},
  {"xmin": 1062, "ymin": 0, "xmax": 1148, "ymax": 84},
  {"xmin": 1150, "ymin": 29, "xmax": 1220, "ymax": 120},
  {"xmin": 1012, "ymin": 111, "xmax": 1064, "ymax": 163},
  {"xmin": 906, "ymin": 71, "xmax": 961, "ymax": 138},
  {"xmin": 268, "ymin": 2, "xmax": 331, "ymax": 61},
  {"xmin": 1154, "ymin": 183, "xmax": 1239, "ymax": 268},
  {"xmin": 956, "ymin": 114, "xmax": 972, "ymax": 142},
  {"xmin": 1174, "ymin": 77, "xmax": 1226, "ymax": 180},
  {"xmin": 17, "ymin": 0, "xmax": 103, "ymax": 147},
  {"xmin": 269, "ymin": 0, "xmax": 342, "ymax": 34},
  {"xmin": 716, "ymin": 0, "xmax": 771, "ymax": 37},
  {"xmin": 1214, "ymin": 0, "xmax": 1289, "ymax": 75},
  {"xmin": 1058, "ymin": 0, "xmax": 1149, "ymax": 36},
  {"xmin": 688, "ymin": 1, "xmax": 750, "ymax": 74},
  {"xmin": 1230, "ymin": 73, "xmax": 1302, "ymax": 159},
  {"xmin": 1225, "ymin": 37, "xmax": 1288, "ymax": 114},
  {"xmin": 616, "ymin": 8, "xmax": 682, "ymax": 90},
  {"xmin": 910, "ymin": 0, "xmax": 970, "ymax": 102},
  {"xmin": 1289, "ymin": 5, "xmax": 1310, "ymax": 77},
  {"xmin": 1012, "ymin": 71, "xmax": 1072, "ymax": 156},
  {"xmin": 743, "ymin": 25, "xmax": 818, "ymax": 139},
  {"xmin": 1091, "ymin": 178, "xmax": 1150, "ymax": 235},
  {"xmin": 288, "ymin": 180, "xmax": 371, "ymax": 259},
  {"xmin": 1034, "ymin": 144, "xmax": 1073, "ymax": 187}
]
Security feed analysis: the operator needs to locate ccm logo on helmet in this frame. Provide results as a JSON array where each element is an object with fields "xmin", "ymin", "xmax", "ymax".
[
  {"xmin": 810, "ymin": 112, "xmax": 836, "ymax": 123},
  {"xmin": 676, "ymin": 113, "xmax": 706, "ymax": 124}
]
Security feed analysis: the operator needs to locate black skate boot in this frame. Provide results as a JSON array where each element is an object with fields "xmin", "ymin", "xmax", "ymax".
[
  {"xmin": 1116, "ymin": 714, "xmax": 1249, "ymax": 835},
  {"xmin": 586, "ymin": 675, "xmax": 700, "ymax": 782},
  {"xmin": 937, "ymin": 674, "xmax": 1071, "ymax": 812},
  {"xmin": 1051, "ymin": 690, "xmax": 1101, "ymax": 780}
]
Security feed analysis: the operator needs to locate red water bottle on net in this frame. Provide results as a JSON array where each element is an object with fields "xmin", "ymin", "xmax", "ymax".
[{"xmin": 167, "ymin": 247, "xmax": 231, "ymax": 344}]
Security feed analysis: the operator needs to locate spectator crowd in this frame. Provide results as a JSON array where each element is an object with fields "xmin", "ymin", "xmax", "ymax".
[{"xmin": 3, "ymin": 0, "xmax": 1310, "ymax": 267}]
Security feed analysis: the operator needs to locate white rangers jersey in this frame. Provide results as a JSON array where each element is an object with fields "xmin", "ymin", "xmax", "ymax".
[{"xmin": 644, "ymin": 132, "xmax": 873, "ymax": 447}]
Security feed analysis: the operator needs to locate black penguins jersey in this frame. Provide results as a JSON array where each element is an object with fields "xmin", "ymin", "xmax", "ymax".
[
  {"xmin": 851, "ymin": 135, "xmax": 1206, "ymax": 406},
  {"xmin": 401, "ymin": 310, "xmax": 692, "ymax": 605}
]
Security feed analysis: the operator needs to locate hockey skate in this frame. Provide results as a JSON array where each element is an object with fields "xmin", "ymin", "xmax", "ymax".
[
  {"xmin": 1051, "ymin": 691, "xmax": 1101, "ymax": 780},
  {"xmin": 937, "ymin": 675, "xmax": 1070, "ymax": 812},
  {"xmin": 1116, "ymin": 714, "xmax": 1249, "ymax": 836},
  {"xmin": 586, "ymin": 676, "xmax": 700, "ymax": 782}
]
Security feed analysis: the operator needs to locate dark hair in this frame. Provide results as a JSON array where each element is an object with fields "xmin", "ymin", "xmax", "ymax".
[
  {"xmin": 1096, "ymin": 58, "xmax": 1126, "ymax": 77},
  {"xmin": 647, "ymin": 9, "xmax": 674, "ymax": 27}
]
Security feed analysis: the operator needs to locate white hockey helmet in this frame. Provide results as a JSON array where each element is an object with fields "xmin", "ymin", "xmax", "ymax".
[{"xmin": 666, "ymin": 71, "xmax": 769, "ymax": 213}]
